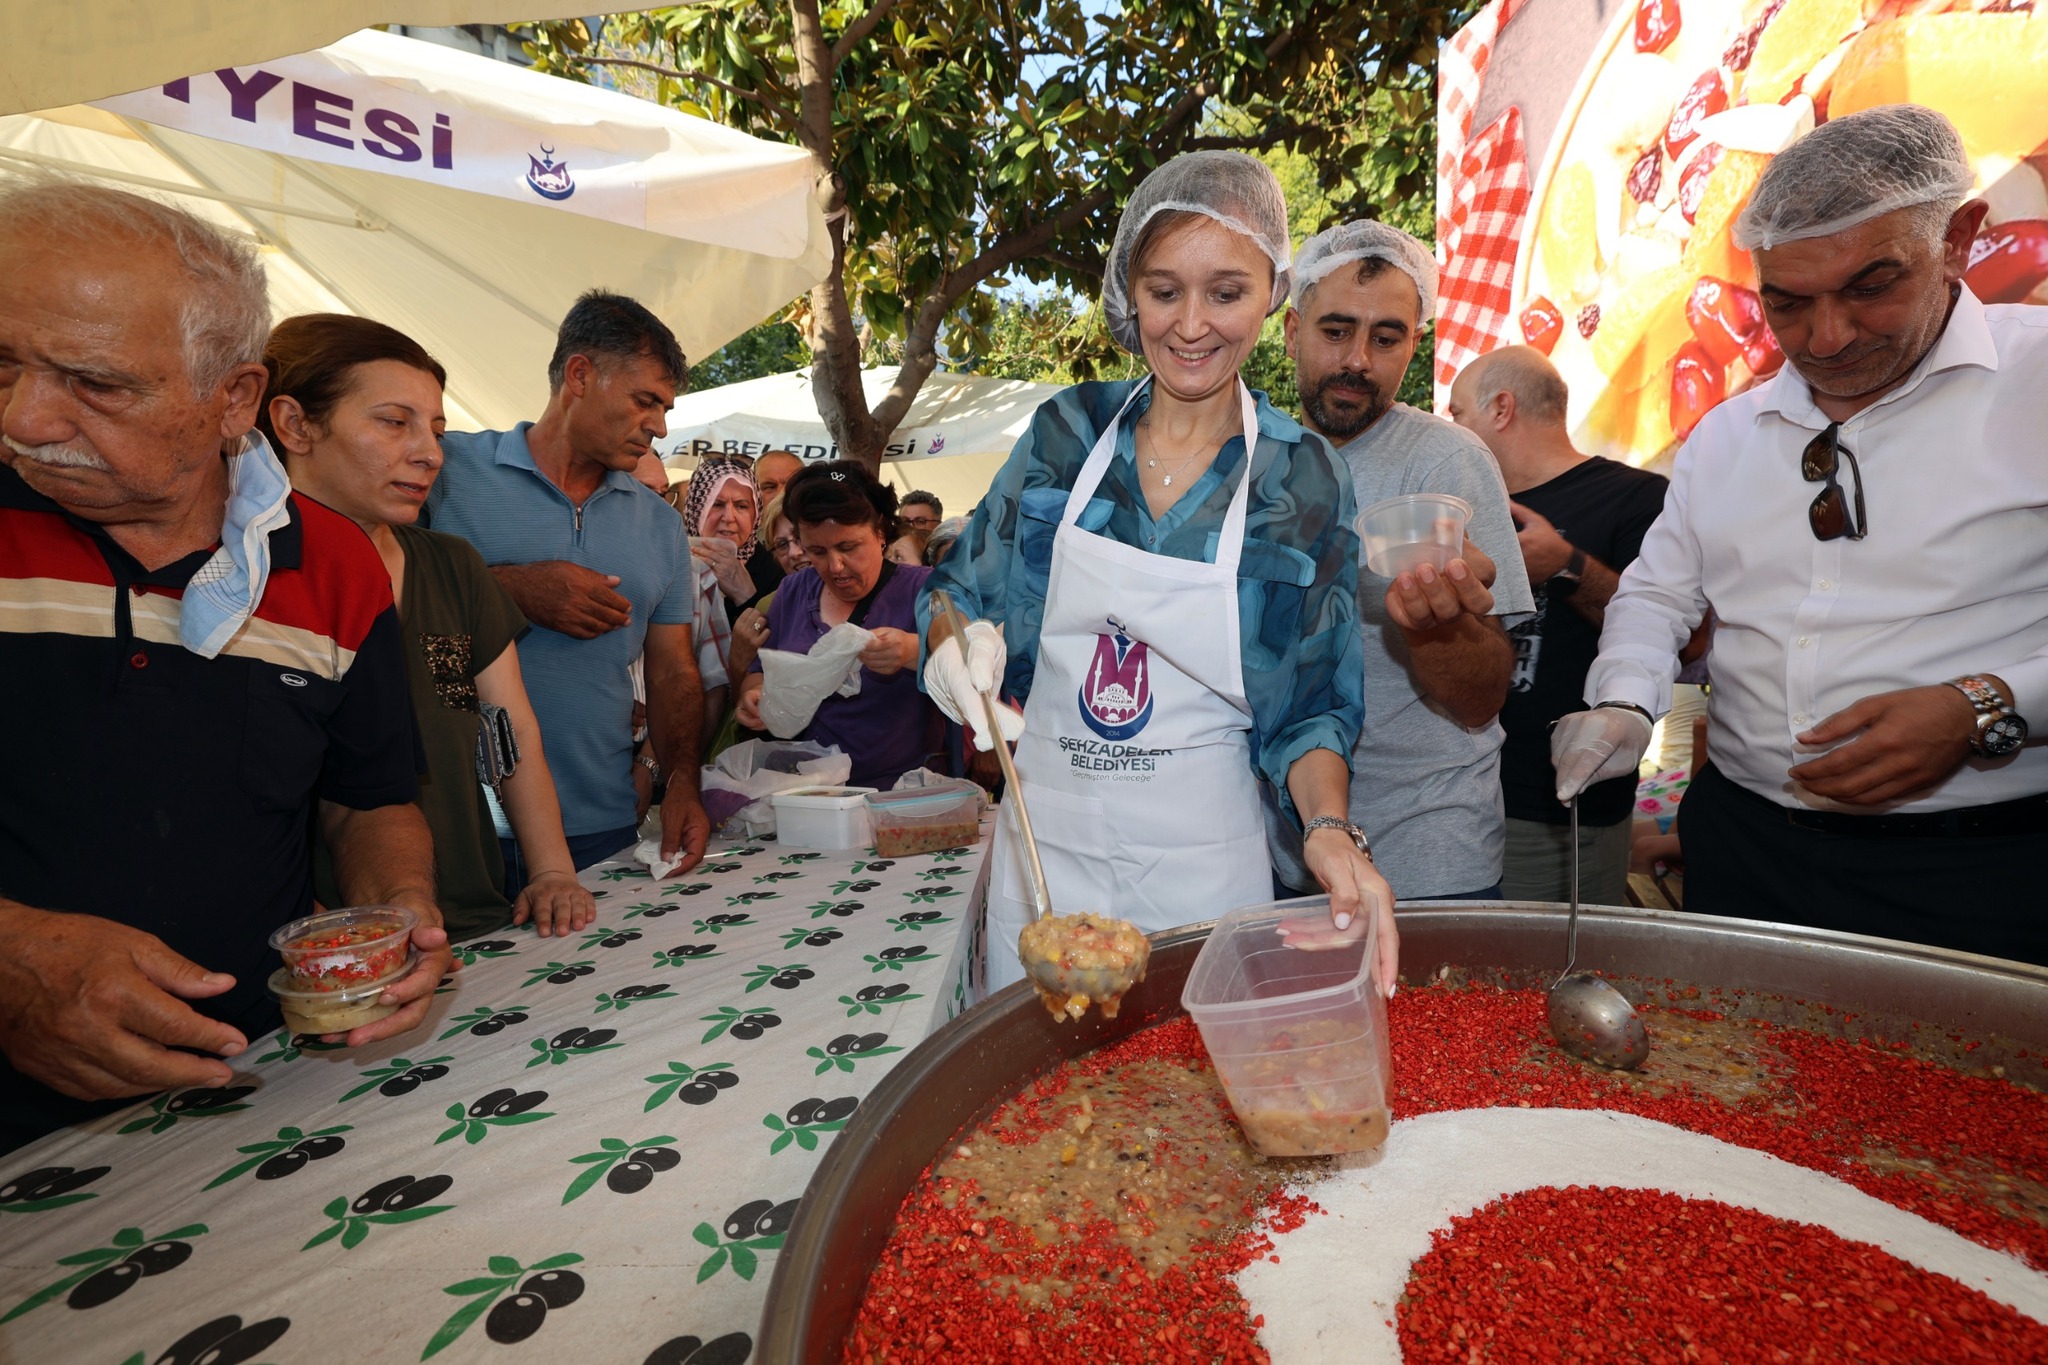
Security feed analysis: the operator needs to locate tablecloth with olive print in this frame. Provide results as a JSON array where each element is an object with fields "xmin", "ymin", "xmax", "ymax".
[{"xmin": 0, "ymin": 822, "xmax": 990, "ymax": 1365}]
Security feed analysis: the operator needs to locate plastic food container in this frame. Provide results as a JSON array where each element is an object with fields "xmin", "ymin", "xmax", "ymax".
[
  {"xmin": 269, "ymin": 950, "xmax": 417, "ymax": 1036},
  {"xmin": 772, "ymin": 785, "xmax": 879, "ymax": 849},
  {"xmin": 269, "ymin": 906, "xmax": 418, "ymax": 993},
  {"xmin": 1180, "ymin": 896, "xmax": 1391, "ymax": 1156},
  {"xmin": 1356, "ymin": 492, "xmax": 1473, "ymax": 579},
  {"xmin": 864, "ymin": 781, "xmax": 984, "ymax": 858}
]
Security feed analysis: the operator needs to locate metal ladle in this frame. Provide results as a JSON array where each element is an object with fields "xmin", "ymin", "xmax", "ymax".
[
  {"xmin": 929, "ymin": 591, "xmax": 1148, "ymax": 1017},
  {"xmin": 1545, "ymin": 796, "xmax": 1651, "ymax": 1069}
]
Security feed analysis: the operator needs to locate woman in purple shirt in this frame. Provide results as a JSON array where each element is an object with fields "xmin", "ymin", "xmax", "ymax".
[{"xmin": 734, "ymin": 462, "xmax": 943, "ymax": 788}]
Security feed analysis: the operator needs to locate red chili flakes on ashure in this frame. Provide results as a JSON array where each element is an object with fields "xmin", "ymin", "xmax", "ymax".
[
  {"xmin": 849, "ymin": 980, "xmax": 2048, "ymax": 1361},
  {"xmin": 1398, "ymin": 1187, "xmax": 2048, "ymax": 1362}
]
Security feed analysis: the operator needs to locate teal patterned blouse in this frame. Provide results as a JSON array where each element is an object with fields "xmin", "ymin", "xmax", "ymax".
[{"xmin": 918, "ymin": 378, "xmax": 1364, "ymax": 824}]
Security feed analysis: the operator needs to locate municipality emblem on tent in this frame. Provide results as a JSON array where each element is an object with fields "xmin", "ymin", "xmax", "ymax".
[
  {"xmin": 1080, "ymin": 627, "xmax": 1153, "ymax": 741},
  {"xmin": 525, "ymin": 146, "xmax": 575, "ymax": 201},
  {"xmin": 927, "ymin": 434, "xmax": 946, "ymax": 454}
]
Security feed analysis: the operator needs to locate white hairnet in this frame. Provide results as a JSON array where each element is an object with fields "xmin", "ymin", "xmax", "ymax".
[
  {"xmin": 1101, "ymin": 150, "xmax": 1291, "ymax": 354},
  {"xmin": 1732, "ymin": 104, "xmax": 1974, "ymax": 252},
  {"xmin": 1290, "ymin": 219, "xmax": 1438, "ymax": 321}
]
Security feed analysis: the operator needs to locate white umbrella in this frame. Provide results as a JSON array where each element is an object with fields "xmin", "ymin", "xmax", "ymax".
[
  {"xmin": 0, "ymin": 2, "xmax": 596, "ymax": 117},
  {"xmin": 0, "ymin": 29, "xmax": 830, "ymax": 432},
  {"xmin": 660, "ymin": 365, "xmax": 1065, "ymax": 466},
  {"xmin": 658, "ymin": 365, "xmax": 1068, "ymax": 521}
]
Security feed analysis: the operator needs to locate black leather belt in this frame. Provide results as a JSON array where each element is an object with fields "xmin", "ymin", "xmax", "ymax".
[{"xmin": 1708, "ymin": 765, "xmax": 2048, "ymax": 838}]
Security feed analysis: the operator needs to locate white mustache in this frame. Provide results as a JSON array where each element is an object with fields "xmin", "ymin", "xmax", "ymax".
[{"xmin": 4, "ymin": 435, "xmax": 110, "ymax": 471}]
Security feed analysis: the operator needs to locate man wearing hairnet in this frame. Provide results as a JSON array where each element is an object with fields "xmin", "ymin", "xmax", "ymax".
[
  {"xmin": 1265, "ymin": 221, "xmax": 1535, "ymax": 902},
  {"xmin": 1555, "ymin": 104, "xmax": 2048, "ymax": 966},
  {"xmin": 920, "ymin": 152, "xmax": 1394, "ymax": 995}
]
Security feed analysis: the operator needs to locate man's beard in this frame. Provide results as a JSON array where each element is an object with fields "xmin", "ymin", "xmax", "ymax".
[
  {"xmin": 1300, "ymin": 369, "xmax": 1390, "ymax": 442},
  {"xmin": 3, "ymin": 435, "xmax": 111, "ymax": 471}
]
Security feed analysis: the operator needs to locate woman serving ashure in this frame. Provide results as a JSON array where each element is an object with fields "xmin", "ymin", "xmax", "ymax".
[{"xmin": 920, "ymin": 150, "xmax": 1397, "ymax": 992}]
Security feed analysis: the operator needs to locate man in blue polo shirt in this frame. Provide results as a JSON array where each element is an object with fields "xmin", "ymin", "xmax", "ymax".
[{"xmin": 430, "ymin": 292, "xmax": 710, "ymax": 880}]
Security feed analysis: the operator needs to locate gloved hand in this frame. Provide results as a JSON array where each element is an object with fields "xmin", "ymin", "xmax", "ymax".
[
  {"xmin": 923, "ymin": 620, "xmax": 1025, "ymax": 751},
  {"xmin": 1552, "ymin": 706, "xmax": 1655, "ymax": 802}
]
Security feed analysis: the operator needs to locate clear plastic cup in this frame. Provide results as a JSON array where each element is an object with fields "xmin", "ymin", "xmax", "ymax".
[
  {"xmin": 269, "ymin": 906, "xmax": 418, "ymax": 993},
  {"xmin": 1356, "ymin": 492, "xmax": 1473, "ymax": 579},
  {"xmin": 268, "ymin": 951, "xmax": 417, "ymax": 1036},
  {"xmin": 1180, "ymin": 896, "xmax": 1391, "ymax": 1157}
]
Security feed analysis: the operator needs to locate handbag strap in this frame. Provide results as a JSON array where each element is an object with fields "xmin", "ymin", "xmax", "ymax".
[{"xmin": 847, "ymin": 559, "xmax": 897, "ymax": 630}]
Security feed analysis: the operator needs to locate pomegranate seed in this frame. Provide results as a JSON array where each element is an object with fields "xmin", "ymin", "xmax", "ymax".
[
  {"xmin": 1635, "ymin": 0, "xmax": 1681, "ymax": 53},
  {"xmin": 1665, "ymin": 70, "xmax": 1729, "ymax": 160},
  {"xmin": 1722, "ymin": 0, "xmax": 1786, "ymax": 70},
  {"xmin": 1678, "ymin": 143, "xmax": 1723, "ymax": 224},
  {"xmin": 1966, "ymin": 220, "xmax": 2048, "ymax": 304},
  {"xmin": 1576, "ymin": 303, "xmax": 1602, "ymax": 339},
  {"xmin": 1743, "ymin": 326, "xmax": 1785, "ymax": 379},
  {"xmin": 1685, "ymin": 276, "xmax": 1765, "ymax": 367},
  {"xmin": 1627, "ymin": 145, "xmax": 1664, "ymax": 205},
  {"xmin": 1520, "ymin": 297, "xmax": 1565, "ymax": 355},
  {"xmin": 1670, "ymin": 341, "xmax": 1726, "ymax": 440}
]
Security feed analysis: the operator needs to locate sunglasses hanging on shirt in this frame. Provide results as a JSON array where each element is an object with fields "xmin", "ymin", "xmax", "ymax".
[{"xmin": 1801, "ymin": 423, "xmax": 1867, "ymax": 542}]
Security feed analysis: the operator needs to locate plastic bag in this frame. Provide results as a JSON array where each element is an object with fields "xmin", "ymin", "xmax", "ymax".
[
  {"xmin": 699, "ymin": 738, "xmax": 852, "ymax": 840},
  {"xmin": 757, "ymin": 623, "xmax": 873, "ymax": 739}
]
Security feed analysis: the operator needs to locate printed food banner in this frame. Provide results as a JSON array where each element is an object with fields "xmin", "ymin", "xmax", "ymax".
[{"xmin": 1437, "ymin": 0, "xmax": 2048, "ymax": 469}]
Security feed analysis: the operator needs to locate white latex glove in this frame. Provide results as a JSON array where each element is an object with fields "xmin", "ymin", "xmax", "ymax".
[
  {"xmin": 1552, "ymin": 706, "xmax": 1656, "ymax": 802},
  {"xmin": 923, "ymin": 620, "xmax": 1025, "ymax": 751}
]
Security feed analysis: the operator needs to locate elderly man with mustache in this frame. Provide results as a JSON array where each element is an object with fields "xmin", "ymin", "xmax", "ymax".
[
  {"xmin": 1264, "ymin": 221, "xmax": 1535, "ymax": 904},
  {"xmin": 0, "ymin": 177, "xmax": 444, "ymax": 1154}
]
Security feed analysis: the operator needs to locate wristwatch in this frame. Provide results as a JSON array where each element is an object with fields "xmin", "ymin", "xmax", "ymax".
[
  {"xmin": 1946, "ymin": 676, "xmax": 2028, "ymax": 758},
  {"xmin": 636, "ymin": 753, "xmax": 663, "ymax": 782},
  {"xmin": 1302, "ymin": 817, "xmax": 1372, "ymax": 857},
  {"xmin": 1548, "ymin": 545, "xmax": 1588, "ymax": 598}
]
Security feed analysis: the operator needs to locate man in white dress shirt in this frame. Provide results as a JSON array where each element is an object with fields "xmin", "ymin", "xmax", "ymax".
[{"xmin": 1551, "ymin": 104, "xmax": 2047, "ymax": 966}]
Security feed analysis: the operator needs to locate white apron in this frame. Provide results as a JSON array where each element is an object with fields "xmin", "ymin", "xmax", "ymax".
[{"xmin": 983, "ymin": 379, "xmax": 1272, "ymax": 992}]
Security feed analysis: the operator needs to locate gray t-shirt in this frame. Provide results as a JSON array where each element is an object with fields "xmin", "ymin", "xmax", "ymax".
[{"xmin": 1266, "ymin": 403, "xmax": 1534, "ymax": 898}]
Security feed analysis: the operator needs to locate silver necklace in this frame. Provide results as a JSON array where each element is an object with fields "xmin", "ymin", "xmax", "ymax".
[{"xmin": 1139, "ymin": 411, "xmax": 1235, "ymax": 487}]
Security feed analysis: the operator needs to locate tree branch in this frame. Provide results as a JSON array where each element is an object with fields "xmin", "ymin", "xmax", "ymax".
[
  {"xmin": 570, "ymin": 55, "xmax": 777, "ymax": 112},
  {"xmin": 1186, "ymin": 124, "xmax": 1309, "ymax": 154},
  {"xmin": 829, "ymin": 0, "xmax": 902, "ymax": 66}
]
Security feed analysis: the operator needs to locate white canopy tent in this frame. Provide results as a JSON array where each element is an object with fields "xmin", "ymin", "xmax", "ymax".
[
  {"xmin": 0, "ymin": 2, "xmax": 595, "ymax": 117},
  {"xmin": 0, "ymin": 28, "xmax": 831, "ymax": 431},
  {"xmin": 659, "ymin": 365, "xmax": 1065, "ymax": 514}
]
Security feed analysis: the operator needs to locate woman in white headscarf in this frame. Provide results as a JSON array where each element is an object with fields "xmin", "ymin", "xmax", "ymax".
[{"xmin": 920, "ymin": 151, "xmax": 1396, "ymax": 993}]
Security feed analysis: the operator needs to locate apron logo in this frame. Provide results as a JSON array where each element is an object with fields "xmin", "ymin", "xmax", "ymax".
[{"xmin": 1079, "ymin": 630, "xmax": 1154, "ymax": 741}]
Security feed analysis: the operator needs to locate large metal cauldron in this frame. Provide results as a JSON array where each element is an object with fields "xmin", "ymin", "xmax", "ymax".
[{"xmin": 757, "ymin": 902, "xmax": 2048, "ymax": 1361}]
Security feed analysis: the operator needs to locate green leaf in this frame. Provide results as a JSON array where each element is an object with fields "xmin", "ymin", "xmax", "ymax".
[
  {"xmin": 53, "ymin": 1246, "xmax": 123, "ymax": 1267},
  {"xmin": 323, "ymin": 1196, "xmax": 349, "ymax": 1220},
  {"xmin": 729, "ymin": 1243, "xmax": 759, "ymax": 1280},
  {"xmin": 562, "ymin": 1163, "xmax": 610, "ymax": 1205},
  {"xmin": 0, "ymin": 1191, "xmax": 99, "ymax": 1213},
  {"xmin": 769, "ymin": 1131, "xmax": 792, "ymax": 1155},
  {"xmin": 796, "ymin": 1127, "xmax": 818, "ymax": 1151},
  {"xmin": 112, "ymin": 1227, "xmax": 145, "ymax": 1247},
  {"xmin": 434, "ymin": 1120, "xmax": 467, "ymax": 1145},
  {"xmin": 441, "ymin": 1276, "xmax": 511, "ymax": 1297},
  {"xmin": 340, "ymin": 1219, "xmax": 370, "ymax": 1249},
  {"xmin": 367, "ymin": 1205, "xmax": 452, "ymax": 1225},
  {"xmin": 636, "ymin": 1134, "xmax": 677, "ymax": 1147},
  {"xmin": 300, "ymin": 1222, "xmax": 343, "ymax": 1252},
  {"xmin": 695, "ymin": 1245, "xmax": 729, "ymax": 1283},
  {"xmin": 1, "ymin": 1265, "xmax": 102, "ymax": 1323},
  {"xmin": 691, "ymin": 1221, "xmax": 720, "ymax": 1248},
  {"xmin": 490, "ymin": 1111, "xmax": 552, "ymax": 1127},
  {"xmin": 463, "ymin": 1123, "xmax": 488, "ymax": 1145},
  {"xmin": 527, "ymin": 1252, "xmax": 584, "ymax": 1271},
  {"xmin": 488, "ymin": 1255, "xmax": 522, "ymax": 1276},
  {"xmin": 421, "ymin": 1288, "xmax": 500, "ymax": 1360}
]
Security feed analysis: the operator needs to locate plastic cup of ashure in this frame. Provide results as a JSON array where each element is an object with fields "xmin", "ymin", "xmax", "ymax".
[
  {"xmin": 268, "ymin": 950, "xmax": 419, "ymax": 1037},
  {"xmin": 1356, "ymin": 493, "xmax": 1474, "ymax": 579},
  {"xmin": 269, "ymin": 905, "xmax": 419, "ymax": 993}
]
